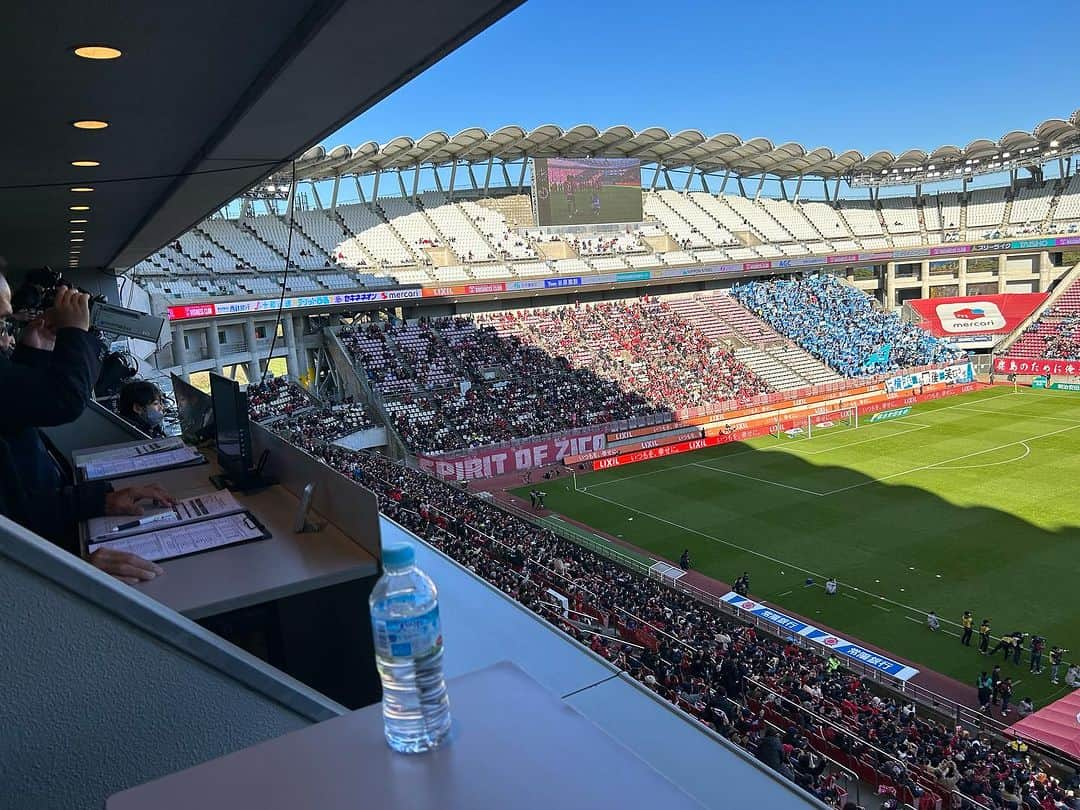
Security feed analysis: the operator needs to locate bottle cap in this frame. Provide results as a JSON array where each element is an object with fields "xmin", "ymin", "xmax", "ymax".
[{"xmin": 383, "ymin": 543, "xmax": 415, "ymax": 569}]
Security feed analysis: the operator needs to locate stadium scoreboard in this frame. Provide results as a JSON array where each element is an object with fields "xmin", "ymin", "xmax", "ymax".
[{"xmin": 532, "ymin": 157, "xmax": 643, "ymax": 227}]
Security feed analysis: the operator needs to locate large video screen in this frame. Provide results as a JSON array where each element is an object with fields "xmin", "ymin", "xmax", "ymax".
[{"xmin": 533, "ymin": 157, "xmax": 642, "ymax": 226}]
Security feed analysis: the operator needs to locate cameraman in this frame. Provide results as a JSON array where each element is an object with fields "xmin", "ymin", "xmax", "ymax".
[{"xmin": 0, "ymin": 272, "xmax": 170, "ymax": 583}]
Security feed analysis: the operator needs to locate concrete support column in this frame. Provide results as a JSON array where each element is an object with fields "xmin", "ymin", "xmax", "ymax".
[
  {"xmin": 282, "ymin": 315, "xmax": 299, "ymax": 379},
  {"xmin": 293, "ymin": 316, "xmax": 311, "ymax": 380},
  {"xmin": 244, "ymin": 318, "xmax": 260, "ymax": 382},
  {"xmin": 957, "ymin": 256, "xmax": 968, "ymax": 296},
  {"xmin": 171, "ymin": 324, "xmax": 189, "ymax": 377},
  {"xmin": 997, "ymin": 254, "xmax": 1008, "ymax": 293},
  {"xmin": 920, "ymin": 260, "xmax": 931, "ymax": 299},
  {"xmin": 1039, "ymin": 251, "xmax": 1052, "ymax": 292},
  {"xmin": 885, "ymin": 262, "xmax": 897, "ymax": 309},
  {"xmin": 205, "ymin": 323, "xmax": 224, "ymax": 376}
]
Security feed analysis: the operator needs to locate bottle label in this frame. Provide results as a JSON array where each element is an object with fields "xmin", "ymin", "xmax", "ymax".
[{"xmin": 373, "ymin": 604, "xmax": 442, "ymax": 659}]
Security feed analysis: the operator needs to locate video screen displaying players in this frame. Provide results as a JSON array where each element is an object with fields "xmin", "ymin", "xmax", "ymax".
[{"xmin": 532, "ymin": 158, "xmax": 642, "ymax": 226}]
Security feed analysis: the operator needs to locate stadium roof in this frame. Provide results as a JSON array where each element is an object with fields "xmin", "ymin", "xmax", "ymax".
[
  {"xmin": 290, "ymin": 109, "xmax": 1080, "ymax": 186},
  {"xmin": 0, "ymin": 0, "xmax": 520, "ymax": 273}
]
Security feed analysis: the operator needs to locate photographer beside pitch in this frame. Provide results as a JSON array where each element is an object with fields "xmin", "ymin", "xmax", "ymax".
[{"xmin": 0, "ymin": 271, "xmax": 172, "ymax": 584}]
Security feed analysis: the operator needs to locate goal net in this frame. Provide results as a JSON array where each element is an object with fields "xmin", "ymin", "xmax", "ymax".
[{"xmin": 772, "ymin": 406, "xmax": 858, "ymax": 439}]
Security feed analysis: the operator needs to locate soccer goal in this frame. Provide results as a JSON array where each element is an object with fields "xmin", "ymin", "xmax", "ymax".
[{"xmin": 772, "ymin": 406, "xmax": 858, "ymax": 439}]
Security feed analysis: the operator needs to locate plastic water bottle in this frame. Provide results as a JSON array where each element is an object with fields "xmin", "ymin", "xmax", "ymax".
[{"xmin": 369, "ymin": 543, "xmax": 451, "ymax": 753}]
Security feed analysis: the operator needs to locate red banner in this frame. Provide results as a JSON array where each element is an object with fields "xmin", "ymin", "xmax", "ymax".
[
  {"xmin": 418, "ymin": 428, "xmax": 607, "ymax": 481},
  {"xmin": 908, "ymin": 293, "xmax": 1046, "ymax": 337},
  {"xmin": 421, "ymin": 282, "xmax": 507, "ymax": 298},
  {"xmin": 993, "ymin": 357, "xmax": 1080, "ymax": 376},
  {"xmin": 167, "ymin": 303, "xmax": 217, "ymax": 320}
]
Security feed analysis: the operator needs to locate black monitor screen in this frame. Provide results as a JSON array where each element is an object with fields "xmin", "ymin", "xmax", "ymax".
[
  {"xmin": 170, "ymin": 373, "xmax": 214, "ymax": 444},
  {"xmin": 209, "ymin": 373, "xmax": 251, "ymax": 472}
]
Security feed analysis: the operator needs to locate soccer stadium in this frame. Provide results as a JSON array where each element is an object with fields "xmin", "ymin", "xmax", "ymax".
[{"xmin": 6, "ymin": 2, "xmax": 1080, "ymax": 808}]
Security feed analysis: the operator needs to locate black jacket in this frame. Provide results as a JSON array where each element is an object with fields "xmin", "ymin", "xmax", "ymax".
[{"xmin": 0, "ymin": 329, "xmax": 111, "ymax": 550}]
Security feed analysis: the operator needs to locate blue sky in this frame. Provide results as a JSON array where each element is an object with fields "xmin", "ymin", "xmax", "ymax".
[{"xmin": 328, "ymin": 0, "xmax": 1079, "ymax": 157}]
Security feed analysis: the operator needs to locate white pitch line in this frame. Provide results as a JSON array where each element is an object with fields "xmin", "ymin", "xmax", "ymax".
[
  {"xmin": 934, "ymin": 442, "xmax": 1030, "ymax": 470},
  {"xmin": 576, "ymin": 485, "xmax": 1007, "ymax": 637},
  {"xmin": 691, "ymin": 462, "xmax": 827, "ymax": 497},
  {"xmin": 950, "ymin": 405, "xmax": 1080, "ymax": 424},
  {"xmin": 788, "ymin": 422, "xmax": 933, "ymax": 456},
  {"xmin": 821, "ymin": 421, "xmax": 1080, "ymax": 496},
  {"xmin": 873, "ymin": 604, "xmax": 892, "ymax": 612},
  {"xmin": 777, "ymin": 590, "xmax": 794, "ymax": 597},
  {"xmin": 580, "ymin": 388, "xmax": 1016, "ymax": 491},
  {"xmin": 586, "ymin": 459, "xmax": 703, "ymax": 489}
]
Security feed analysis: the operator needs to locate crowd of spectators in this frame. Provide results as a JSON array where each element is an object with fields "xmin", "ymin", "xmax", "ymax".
[
  {"xmin": 245, "ymin": 378, "xmax": 375, "ymax": 446},
  {"xmin": 1006, "ymin": 281, "xmax": 1080, "ymax": 362},
  {"xmin": 480, "ymin": 299, "xmax": 770, "ymax": 410},
  {"xmin": 246, "ymin": 377, "xmax": 315, "ymax": 422},
  {"xmin": 1041, "ymin": 313, "xmax": 1080, "ymax": 360},
  {"xmin": 338, "ymin": 302, "xmax": 772, "ymax": 454},
  {"xmin": 568, "ymin": 232, "xmax": 645, "ymax": 255},
  {"xmin": 339, "ymin": 317, "xmax": 662, "ymax": 454},
  {"xmin": 732, "ymin": 275, "xmax": 962, "ymax": 376},
  {"xmin": 263, "ymin": 398, "xmax": 374, "ymax": 446},
  {"xmin": 273, "ymin": 423, "xmax": 1076, "ymax": 808}
]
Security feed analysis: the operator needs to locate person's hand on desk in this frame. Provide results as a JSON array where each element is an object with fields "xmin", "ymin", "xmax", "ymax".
[
  {"xmin": 89, "ymin": 548, "xmax": 164, "ymax": 585},
  {"xmin": 104, "ymin": 484, "xmax": 176, "ymax": 516}
]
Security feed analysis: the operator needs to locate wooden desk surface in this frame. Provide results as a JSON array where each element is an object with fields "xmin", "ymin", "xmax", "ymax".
[
  {"xmin": 79, "ymin": 445, "xmax": 378, "ymax": 620},
  {"xmin": 107, "ymin": 662, "xmax": 705, "ymax": 810}
]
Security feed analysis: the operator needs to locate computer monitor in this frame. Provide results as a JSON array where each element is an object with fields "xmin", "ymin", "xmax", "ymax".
[
  {"xmin": 170, "ymin": 373, "xmax": 214, "ymax": 444},
  {"xmin": 209, "ymin": 372, "xmax": 252, "ymax": 478}
]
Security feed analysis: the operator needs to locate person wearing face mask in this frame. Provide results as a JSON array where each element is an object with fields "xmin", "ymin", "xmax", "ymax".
[{"xmin": 118, "ymin": 380, "xmax": 166, "ymax": 438}]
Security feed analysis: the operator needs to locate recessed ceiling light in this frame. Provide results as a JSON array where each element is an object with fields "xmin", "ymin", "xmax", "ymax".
[
  {"xmin": 70, "ymin": 205, "xmax": 90, "ymax": 211},
  {"xmin": 70, "ymin": 238, "xmax": 85, "ymax": 242},
  {"xmin": 70, "ymin": 219, "xmax": 88, "ymax": 223},
  {"xmin": 71, "ymin": 160, "xmax": 100, "ymax": 167},
  {"xmin": 73, "ymin": 45, "xmax": 122, "ymax": 60},
  {"xmin": 70, "ymin": 187, "xmax": 94, "ymax": 192},
  {"xmin": 72, "ymin": 120, "xmax": 109, "ymax": 130},
  {"xmin": 70, "ymin": 230, "xmax": 85, "ymax": 234}
]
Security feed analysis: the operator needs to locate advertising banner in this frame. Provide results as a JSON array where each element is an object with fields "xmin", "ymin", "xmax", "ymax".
[
  {"xmin": 167, "ymin": 288, "xmax": 423, "ymax": 320},
  {"xmin": 418, "ymin": 428, "xmax": 607, "ymax": 481},
  {"xmin": 869, "ymin": 407, "xmax": 912, "ymax": 423},
  {"xmin": 719, "ymin": 593, "xmax": 919, "ymax": 680},
  {"xmin": 908, "ymin": 293, "xmax": 1047, "ymax": 337},
  {"xmin": 422, "ymin": 282, "xmax": 506, "ymax": 297},
  {"xmin": 993, "ymin": 357, "xmax": 1080, "ymax": 376}
]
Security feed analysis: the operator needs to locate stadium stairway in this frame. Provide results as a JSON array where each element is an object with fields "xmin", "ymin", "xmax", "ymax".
[
  {"xmin": 663, "ymin": 296, "xmax": 739, "ymax": 346},
  {"xmin": 696, "ymin": 291, "xmax": 785, "ymax": 347},
  {"xmin": 196, "ymin": 225, "xmax": 251, "ymax": 271}
]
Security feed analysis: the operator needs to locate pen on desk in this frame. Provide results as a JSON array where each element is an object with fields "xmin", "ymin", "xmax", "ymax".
[{"xmin": 111, "ymin": 511, "xmax": 176, "ymax": 533}]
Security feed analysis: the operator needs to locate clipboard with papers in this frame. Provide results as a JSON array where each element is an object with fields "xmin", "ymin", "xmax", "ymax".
[
  {"xmin": 78, "ymin": 445, "xmax": 206, "ymax": 482},
  {"xmin": 87, "ymin": 511, "xmax": 271, "ymax": 563},
  {"xmin": 85, "ymin": 490, "xmax": 245, "ymax": 541}
]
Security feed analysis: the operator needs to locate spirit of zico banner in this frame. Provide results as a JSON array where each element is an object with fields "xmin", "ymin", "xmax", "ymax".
[{"xmin": 720, "ymin": 593, "xmax": 919, "ymax": 680}]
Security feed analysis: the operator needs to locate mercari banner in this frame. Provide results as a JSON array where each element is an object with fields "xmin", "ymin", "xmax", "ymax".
[
  {"xmin": 720, "ymin": 592, "xmax": 919, "ymax": 680},
  {"xmin": 908, "ymin": 293, "xmax": 1047, "ymax": 338}
]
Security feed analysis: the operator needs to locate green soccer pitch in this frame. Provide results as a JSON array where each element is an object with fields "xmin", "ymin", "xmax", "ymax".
[
  {"xmin": 516, "ymin": 387, "xmax": 1080, "ymax": 705},
  {"xmin": 541, "ymin": 184, "xmax": 642, "ymax": 226}
]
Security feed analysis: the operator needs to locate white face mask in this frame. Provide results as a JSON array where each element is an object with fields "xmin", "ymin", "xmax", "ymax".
[{"xmin": 143, "ymin": 407, "xmax": 164, "ymax": 427}]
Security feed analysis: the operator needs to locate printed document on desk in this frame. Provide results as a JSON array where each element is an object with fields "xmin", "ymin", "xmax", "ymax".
[
  {"xmin": 77, "ymin": 436, "xmax": 187, "ymax": 465},
  {"xmin": 86, "ymin": 490, "xmax": 244, "ymax": 541},
  {"xmin": 81, "ymin": 446, "xmax": 205, "ymax": 482},
  {"xmin": 87, "ymin": 512, "xmax": 270, "ymax": 563}
]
